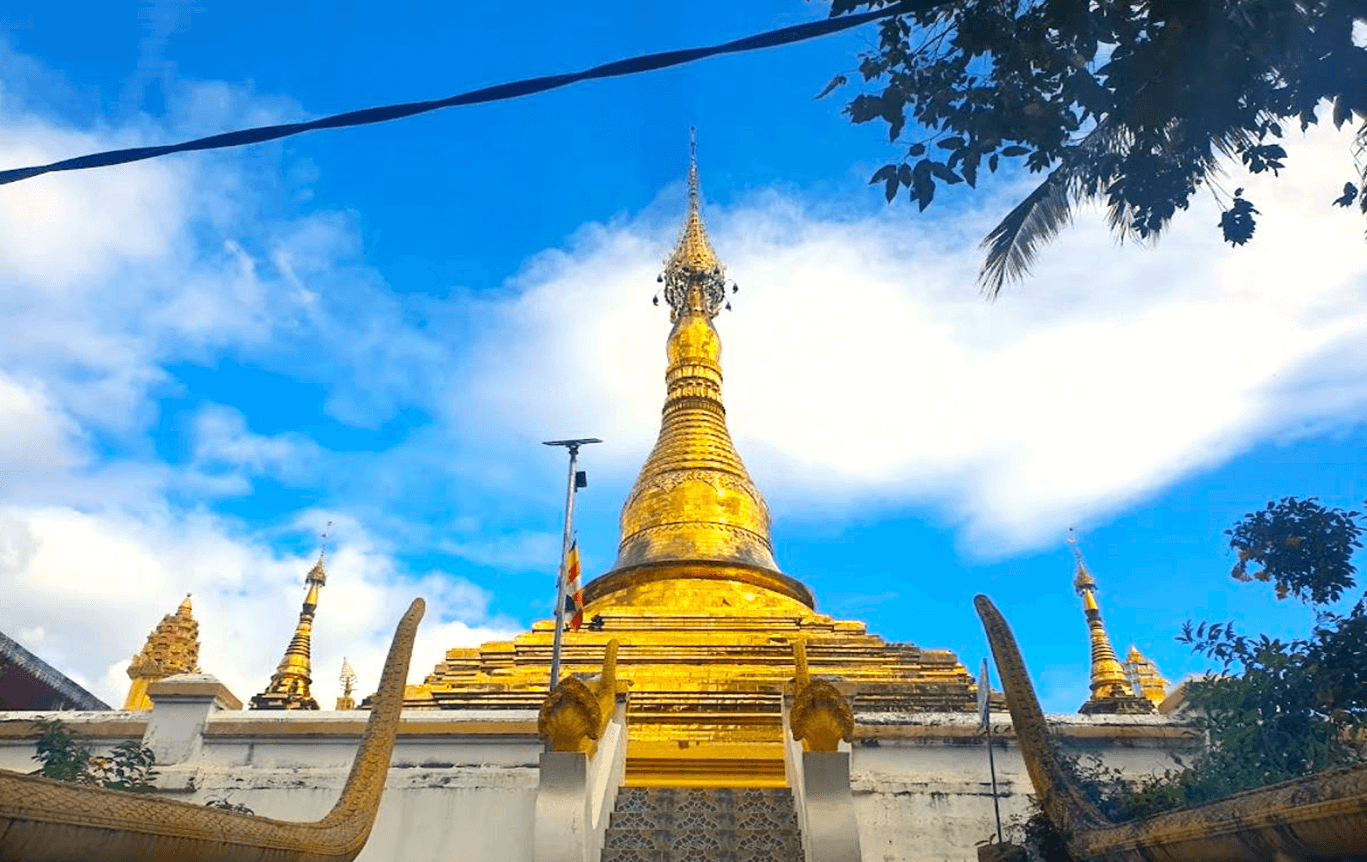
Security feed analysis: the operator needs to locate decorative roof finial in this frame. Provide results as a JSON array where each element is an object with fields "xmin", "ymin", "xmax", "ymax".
[
  {"xmin": 660, "ymin": 128, "xmax": 727, "ymax": 321},
  {"xmin": 1068, "ymin": 529, "xmax": 1153, "ymax": 715}
]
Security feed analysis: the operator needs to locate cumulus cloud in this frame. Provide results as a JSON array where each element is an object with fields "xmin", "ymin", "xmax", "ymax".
[
  {"xmin": 0, "ymin": 505, "xmax": 518, "ymax": 707},
  {"xmin": 0, "ymin": 53, "xmax": 510, "ymax": 708}
]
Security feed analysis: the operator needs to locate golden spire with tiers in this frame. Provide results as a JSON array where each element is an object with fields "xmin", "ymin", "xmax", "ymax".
[
  {"xmin": 251, "ymin": 551, "xmax": 327, "ymax": 711},
  {"xmin": 405, "ymin": 136, "xmax": 978, "ymax": 787},
  {"xmin": 1069, "ymin": 530, "xmax": 1154, "ymax": 715},
  {"xmin": 124, "ymin": 594, "xmax": 199, "ymax": 711},
  {"xmin": 585, "ymin": 129, "xmax": 811, "ymax": 611}
]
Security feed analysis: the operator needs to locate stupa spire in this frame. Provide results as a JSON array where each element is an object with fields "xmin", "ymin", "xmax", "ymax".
[
  {"xmin": 251, "ymin": 535, "xmax": 329, "ymax": 711},
  {"xmin": 585, "ymin": 132, "xmax": 810, "ymax": 610},
  {"xmin": 659, "ymin": 128, "xmax": 727, "ymax": 321},
  {"xmin": 1069, "ymin": 529, "xmax": 1153, "ymax": 715},
  {"xmin": 124, "ymin": 594, "xmax": 200, "ymax": 711}
]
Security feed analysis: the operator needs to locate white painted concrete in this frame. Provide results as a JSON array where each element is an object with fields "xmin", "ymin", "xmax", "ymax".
[
  {"xmin": 0, "ymin": 701, "xmax": 1201, "ymax": 862},
  {"xmin": 851, "ymin": 712, "xmax": 1203, "ymax": 862}
]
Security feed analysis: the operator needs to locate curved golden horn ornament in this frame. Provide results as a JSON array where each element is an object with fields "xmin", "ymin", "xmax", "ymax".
[
  {"xmin": 0, "ymin": 598, "xmax": 426, "ymax": 862},
  {"xmin": 975, "ymin": 595, "xmax": 1367, "ymax": 862}
]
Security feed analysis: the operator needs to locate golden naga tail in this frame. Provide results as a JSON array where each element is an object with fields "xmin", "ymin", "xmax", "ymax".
[
  {"xmin": 0, "ymin": 597, "xmax": 426, "ymax": 862},
  {"xmin": 975, "ymin": 594, "xmax": 1367, "ymax": 862}
]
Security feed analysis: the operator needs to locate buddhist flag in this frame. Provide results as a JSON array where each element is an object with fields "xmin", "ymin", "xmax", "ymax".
[{"xmin": 563, "ymin": 540, "xmax": 584, "ymax": 632}]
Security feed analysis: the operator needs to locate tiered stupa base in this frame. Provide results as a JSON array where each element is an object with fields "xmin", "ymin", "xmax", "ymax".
[{"xmin": 404, "ymin": 578, "xmax": 976, "ymax": 787}]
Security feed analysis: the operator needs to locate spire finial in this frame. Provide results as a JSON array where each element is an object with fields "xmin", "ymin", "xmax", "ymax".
[
  {"xmin": 660, "ymin": 129, "xmax": 726, "ymax": 321},
  {"xmin": 1068, "ymin": 526, "xmax": 1095, "ymax": 592},
  {"xmin": 688, "ymin": 126, "xmax": 699, "ymax": 206},
  {"xmin": 307, "ymin": 521, "xmax": 331, "ymax": 587}
]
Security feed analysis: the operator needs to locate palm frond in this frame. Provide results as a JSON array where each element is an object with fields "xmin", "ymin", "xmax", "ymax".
[
  {"xmin": 978, "ymin": 169, "xmax": 1075, "ymax": 300},
  {"xmin": 977, "ymin": 119, "xmax": 1125, "ymax": 299}
]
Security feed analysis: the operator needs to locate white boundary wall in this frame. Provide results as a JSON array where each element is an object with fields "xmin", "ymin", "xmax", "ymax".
[{"xmin": 0, "ymin": 689, "xmax": 1201, "ymax": 862}]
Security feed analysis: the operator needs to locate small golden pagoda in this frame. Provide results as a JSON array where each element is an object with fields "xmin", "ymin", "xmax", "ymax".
[
  {"xmin": 251, "ymin": 551, "xmax": 327, "ymax": 710},
  {"xmin": 405, "ymin": 137, "xmax": 978, "ymax": 786},
  {"xmin": 1068, "ymin": 532, "xmax": 1155, "ymax": 715},
  {"xmin": 124, "ymin": 594, "xmax": 199, "ymax": 710},
  {"xmin": 1124, "ymin": 645, "xmax": 1169, "ymax": 708}
]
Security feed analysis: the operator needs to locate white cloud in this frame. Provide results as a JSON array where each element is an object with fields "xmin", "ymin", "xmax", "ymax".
[
  {"xmin": 0, "ymin": 55, "xmax": 513, "ymax": 708},
  {"xmin": 192, "ymin": 403, "xmax": 321, "ymax": 481},
  {"xmin": 0, "ymin": 504, "xmax": 518, "ymax": 707}
]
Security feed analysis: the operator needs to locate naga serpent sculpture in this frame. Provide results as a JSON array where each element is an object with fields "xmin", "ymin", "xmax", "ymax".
[
  {"xmin": 0, "ymin": 597, "xmax": 426, "ymax": 862},
  {"xmin": 975, "ymin": 594, "xmax": 1367, "ymax": 862},
  {"xmin": 789, "ymin": 638, "xmax": 854, "ymax": 754},
  {"xmin": 538, "ymin": 639, "xmax": 621, "ymax": 755}
]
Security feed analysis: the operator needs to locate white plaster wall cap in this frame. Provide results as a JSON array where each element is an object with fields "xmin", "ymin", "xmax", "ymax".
[
  {"xmin": 855, "ymin": 711, "xmax": 1191, "ymax": 727},
  {"xmin": 146, "ymin": 673, "xmax": 242, "ymax": 710}
]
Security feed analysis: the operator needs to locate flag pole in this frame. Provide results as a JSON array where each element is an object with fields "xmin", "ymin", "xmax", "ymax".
[
  {"xmin": 980, "ymin": 658, "xmax": 1004, "ymax": 843},
  {"xmin": 543, "ymin": 438, "xmax": 600, "ymax": 692}
]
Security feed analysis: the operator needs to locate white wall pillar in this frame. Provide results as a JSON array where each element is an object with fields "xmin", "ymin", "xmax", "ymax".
[
  {"xmin": 801, "ymin": 751, "xmax": 862, "ymax": 862},
  {"xmin": 142, "ymin": 673, "xmax": 241, "ymax": 790},
  {"xmin": 533, "ymin": 702, "xmax": 626, "ymax": 862}
]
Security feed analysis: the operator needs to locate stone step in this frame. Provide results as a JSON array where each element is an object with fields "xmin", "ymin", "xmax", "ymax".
[
  {"xmin": 612, "ymin": 786, "xmax": 794, "ymax": 810},
  {"xmin": 603, "ymin": 827, "xmax": 801, "ymax": 852},
  {"xmin": 601, "ymin": 849, "xmax": 802, "ymax": 862},
  {"xmin": 608, "ymin": 807, "xmax": 799, "ymax": 831}
]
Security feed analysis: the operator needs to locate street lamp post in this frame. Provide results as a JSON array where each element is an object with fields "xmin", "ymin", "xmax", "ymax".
[{"xmin": 542, "ymin": 437, "xmax": 601, "ymax": 691}]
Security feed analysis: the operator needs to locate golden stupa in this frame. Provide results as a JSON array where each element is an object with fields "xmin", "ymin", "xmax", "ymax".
[{"xmin": 404, "ymin": 139, "xmax": 977, "ymax": 786}]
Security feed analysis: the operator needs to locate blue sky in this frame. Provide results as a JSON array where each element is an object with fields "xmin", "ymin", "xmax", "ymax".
[{"xmin": 2, "ymin": 1, "xmax": 1365, "ymax": 713}]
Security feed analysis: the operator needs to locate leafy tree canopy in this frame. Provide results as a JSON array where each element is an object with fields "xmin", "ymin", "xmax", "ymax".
[
  {"xmin": 1175, "ymin": 496, "xmax": 1366, "ymax": 799},
  {"xmin": 1006, "ymin": 496, "xmax": 1365, "ymax": 862},
  {"xmin": 823, "ymin": 0, "xmax": 1367, "ymax": 296}
]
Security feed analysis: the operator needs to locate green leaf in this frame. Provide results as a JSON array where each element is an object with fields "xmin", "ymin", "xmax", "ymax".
[
  {"xmin": 928, "ymin": 161, "xmax": 964, "ymax": 185},
  {"xmin": 1219, "ymin": 194, "xmax": 1259, "ymax": 245},
  {"xmin": 868, "ymin": 164, "xmax": 896, "ymax": 185}
]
